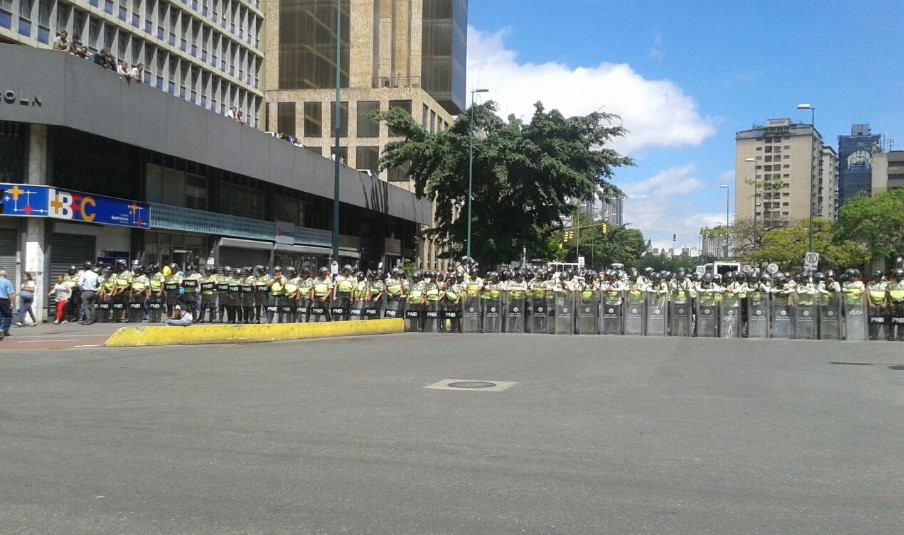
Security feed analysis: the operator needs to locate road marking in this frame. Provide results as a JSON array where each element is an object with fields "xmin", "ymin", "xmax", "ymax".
[
  {"xmin": 74, "ymin": 344, "xmax": 100, "ymax": 348},
  {"xmin": 18, "ymin": 339, "xmax": 79, "ymax": 343}
]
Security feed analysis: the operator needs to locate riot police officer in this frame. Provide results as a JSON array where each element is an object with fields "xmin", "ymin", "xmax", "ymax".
[
  {"xmin": 128, "ymin": 265, "xmax": 149, "ymax": 323},
  {"xmin": 198, "ymin": 266, "xmax": 218, "ymax": 323}
]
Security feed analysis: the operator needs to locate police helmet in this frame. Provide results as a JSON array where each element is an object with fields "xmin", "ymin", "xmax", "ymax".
[
  {"xmin": 872, "ymin": 270, "xmax": 884, "ymax": 280},
  {"xmin": 724, "ymin": 271, "xmax": 735, "ymax": 281},
  {"xmin": 273, "ymin": 266, "xmax": 282, "ymax": 273},
  {"xmin": 760, "ymin": 273, "xmax": 772, "ymax": 284},
  {"xmin": 850, "ymin": 268, "xmax": 861, "ymax": 279},
  {"xmin": 712, "ymin": 273, "xmax": 722, "ymax": 284},
  {"xmin": 83, "ymin": 261, "xmax": 93, "ymax": 270},
  {"xmin": 319, "ymin": 267, "xmax": 330, "ymax": 275},
  {"xmin": 68, "ymin": 265, "xmax": 77, "ymax": 275},
  {"xmin": 133, "ymin": 265, "xmax": 144, "ymax": 275},
  {"xmin": 813, "ymin": 272, "xmax": 825, "ymax": 282},
  {"xmin": 825, "ymin": 270, "xmax": 836, "ymax": 279},
  {"xmin": 342, "ymin": 264, "xmax": 353, "ymax": 273},
  {"xmin": 895, "ymin": 268, "xmax": 904, "ymax": 279},
  {"xmin": 735, "ymin": 272, "xmax": 747, "ymax": 283},
  {"xmin": 702, "ymin": 273, "xmax": 713, "ymax": 284},
  {"xmin": 287, "ymin": 266, "xmax": 297, "ymax": 275},
  {"xmin": 650, "ymin": 271, "xmax": 662, "ymax": 282},
  {"xmin": 796, "ymin": 272, "xmax": 809, "ymax": 283},
  {"xmin": 676, "ymin": 269, "xmax": 686, "ymax": 281}
]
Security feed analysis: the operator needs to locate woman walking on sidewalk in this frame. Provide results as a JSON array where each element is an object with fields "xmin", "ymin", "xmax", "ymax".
[
  {"xmin": 16, "ymin": 273, "xmax": 37, "ymax": 327},
  {"xmin": 49, "ymin": 275, "xmax": 71, "ymax": 324}
]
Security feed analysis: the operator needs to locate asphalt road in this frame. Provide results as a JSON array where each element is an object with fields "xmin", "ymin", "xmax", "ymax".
[{"xmin": 1, "ymin": 334, "xmax": 903, "ymax": 534}]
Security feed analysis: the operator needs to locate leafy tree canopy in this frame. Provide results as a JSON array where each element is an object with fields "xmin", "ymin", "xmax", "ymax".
[
  {"xmin": 835, "ymin": 188, "xmax": 904, "ymax": 259},
  {"xmin": 374, "ymin": 101, "xmax": 633, "ymax": 266},
  {"xmin": 745, "ymin": 218, "xmax": 870, "ymax": 272}
]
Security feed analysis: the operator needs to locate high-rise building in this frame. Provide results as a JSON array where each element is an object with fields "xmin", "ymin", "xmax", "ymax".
[
  {"xmin": 837, "ymin": 124, "xmax": 881, "ymax": 208},
  {"xmin": 870, "ymin": 150, "xmax": 904, "ymax": 196},
  {"xmin": 735, "ymin": 118, "xmax": 834, "ymax": 229},
  {"xmin": 262, "ymin": 0, "xmax": 468, "ymax": 270},
  {"xmin": 1, "ymin": 0, "xmax": 265, "ymax": 125}
]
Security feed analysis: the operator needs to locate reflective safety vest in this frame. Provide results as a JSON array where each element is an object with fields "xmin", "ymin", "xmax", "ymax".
[
  {"xmin": 64, "ymin": 274, "xmax": 79, "ymax": 289},
  {"xmin": 508, "ymin": 282, "xmax": 528, "ymax": 299},
  {"xmin": 385, "ymin": 280, "xmax": 403, "ymax": 298},
  {"xmin": 182, "ymin": 274, "xmax": 200, "ymax": 293},
  {"xmin": 889, "ymin": 282, "xmax": 904, "ymax": 302},
  {"xmin": 425, "ymin": 283, "xmax": 442, "ymax": 301},
  {"xmin": 255, "ymin": 276, "xmax": 270, "ymax": 291},
  {"xmin": 867, "ymin": 282, "xmax": 887, "ymax": 305},
  {"xmin": 270, "ymin": 278, "xmax": 286, "ymax": 296},
  {"xmin": 445, "ymin": 286, "xmax": 460, "ymax": 301},
  {"xmin": 842, "ymin": 282, "xmax": 864, "ymax": 306},
  {"xmin": 626, "ymin": 289, "xmax": 645, "ymax": 304},
  {"xmin": 336, "ymin": 276, "xmax": 355, "ymax": 294},
  {"xmin": 313, "ymin": 279, "xmax": 331, "ymax": 297},
  {"xmin": 130, "ymin": 275, "xmax": 149, "ymax": 293},
  {"xmin": 481, "ymin": 285, "xmax": 501, "ymax": 300},
  {"xmin": 116, "ymin": 272, "xmax": 132, "ymax": 290},
  {"xmin": 149, "ymin": 274, "xmax": 164, "ymax": 293},
  {"xmin": 164, "ymin": 274, "xmax": 181, "ymax": 292},
  {"xmin": 408, "ymin": 282, "xmax": 425, "ymax": 303},
  {"xmin": 284, "ymin": 278, "xmax": 299, "ymax": 297}
]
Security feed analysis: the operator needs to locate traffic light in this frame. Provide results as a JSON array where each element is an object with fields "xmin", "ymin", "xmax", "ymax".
[
  {"xmin": 601, "ymin": 223, "xmax": 608, "ymax": 235},
  {"xmin": 672, "ymin": 233, "xmax": 677, "ymax": 241},
  {"xmin": 563, "ymin": 230, "xmax": 574, "ymax": 242}
]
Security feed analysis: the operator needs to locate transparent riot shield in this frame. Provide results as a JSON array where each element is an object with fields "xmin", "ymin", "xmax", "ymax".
[
  {"xmin": 576, "ymin": 290, "xmax": 599, "ymax": 335},
  {"xmin": 461, "ymin": 293, "xmax": 481, "ymax": 333},
  {"xmin": 348, "ymin": 298, "xmax": 365, "ymax": 321},
  {"xmin": 481, "ymin": 292, "xmax": 502, "ymax": 334},
  {"xmin": 624, "ymin": 289, "xmax": 646, "ymax": 336},
  {"xmin": 554, "ymin": 291, "xmax": 575, "ymax": 335},
  {"xmin": 695, "ymin": 292, "xmax": 719, "ymax": 338},
  {"xmin": 530, "ymin": 293, "xmax": 549, "ymax": 334},
  {"xmin": 669, "ymin": 290, "xmax": 692, "ymax": 337},
  {"xmin": 404, "ymin": 302, "xmax": 423, "ymax": 332},
  {"xmin": 818, "ymin": 293, "xmax": 842, "ymax": 340},
  {"xmin": 601, "ymin": 290, "xmax": 624, "ymax": 335},
  {"xmin": 844, "ymin": 291, "xmax": 867, "ymax": 341},
  {"xmin": 791, "ymin": 293, "xmax": 818, "ymax": 340},
  {"xmin": 746, "ymin": 291, "xmax": 770, "ymax": 339},
  {"xmin": 770, "ymin": 293, "xmax": 793, "ymax": 339},
  {"xmin": 383, "ymin": 298, "xmax": 401, "ymax": 320},
  {"xmin": 643, "ymin": 291, "xmax": 666, "ymax": 336},
  {"xmin": 362, "ymin": 300, "xmax": 381, "ymax": 321},
  {"xmin": 720, "ymin": 292, "xmax": 741, "ymax": 339},
  {"xmin": 506, "ymin": 291, "xmax": 526, "ymax": 334},
  {"xmin": 424, "ymin": 301, "xmax": 441, "ymax": 333},
  {"xmin": 442, "ymin": 301, "xmax": 461, "ymax": 333}
]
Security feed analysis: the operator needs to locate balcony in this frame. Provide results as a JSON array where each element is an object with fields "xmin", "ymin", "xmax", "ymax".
[{"xmin": 372, "ymin": 75, "xmax": 421, "ymax": 89}]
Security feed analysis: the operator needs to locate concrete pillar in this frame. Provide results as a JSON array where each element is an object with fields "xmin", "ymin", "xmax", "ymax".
[{"xmin": 24, "ymin": 124, "xmax": 48, "ymax": 323}]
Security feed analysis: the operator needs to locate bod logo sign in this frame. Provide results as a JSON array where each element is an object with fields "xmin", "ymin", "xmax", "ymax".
[{"xmin": 0, "ymin": 183, "xmax": 149, "ymax": 228}]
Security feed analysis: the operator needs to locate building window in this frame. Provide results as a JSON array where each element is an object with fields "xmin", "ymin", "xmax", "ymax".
[
  {"xmin": 330, "ymin": 146, "xmax": 348, "ymax": 165},
  {"xmin": 388, "ymin": 161, "xmax": 410, "ymax": 182},
  {"xmin": 355, "ymin": 146, "xmax": 379, "ymax": 173},
  {"xmin": 303, "ymin": 102, "xmax": 322, "ymax": 137},
  {"xmin": 278, "ymin": 0, "xmax": 350, "ymax": 90},
  {"xmin": 277, "ymin": 101, "xmax": 296, "ymax": 137},
  {"xmin": 219, "ymin": 181, "xmax": 264, "ymax": 219},
  {"xmin": 275, "ymin": 194, "xmax": 304, "ymax": 226},
  {"xmin": 329, "ymin": 101, "xmax": 348, "ymax": 138},
  {"xmin": 388, "ymin": 100, "xmax": 411, "ymax": 137},
  {"xmin": 356, "ymin": 101, "xmax": 379, "ymax": 138}
]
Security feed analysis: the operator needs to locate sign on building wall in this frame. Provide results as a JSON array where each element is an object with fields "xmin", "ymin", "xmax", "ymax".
[{"xmin": 0, "ymin": 183, "xmax": 150, "ymax": 229}]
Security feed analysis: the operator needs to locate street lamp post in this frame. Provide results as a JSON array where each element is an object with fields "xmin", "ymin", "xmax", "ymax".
[
  {"xmin": 466, "ymin": 88, "xmax": 488, "ymax": 261},
  {"xmin": 331, "ymin": 0, "xmax": 342, "ymax": 266},
  {"xmin": 720, "ymin": 184, "xmax": 730, "ymax": 258},
  {"xmin": 797, "ymin": 103, "xmax": 816, "ymax": 253},
  {"xmin": 746, "ymin": 156, "xmax": 758, "ymax": 246}
]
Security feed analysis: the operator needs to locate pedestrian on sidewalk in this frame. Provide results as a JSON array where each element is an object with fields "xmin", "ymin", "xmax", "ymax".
[
  {"xmin": 49, "ymin": 275, "xmax": 72, "ymax": 324},
  {"xmin": 15, "ymin": 272, "xmax": 37, "ymax": 327},
  {"xmin": 78, "ymin": 266, "xmax": 100, "ymax": 325},
  {"xmin": 0, "ymin": 270, "xmax": 14, "ymax": 339}
]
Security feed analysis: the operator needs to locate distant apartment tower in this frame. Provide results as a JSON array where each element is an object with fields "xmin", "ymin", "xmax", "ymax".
[
  {"xmin": 870, "ymin": 150, "xmax": 904, "ymax": 196},
  {"xmin": 837, "ymin": 124, "xmax": 881, "ymax": 208},
  {"xmin": 735, "ymin": 118, "xmax": 835, "ymax": 228},
  {"xmin": 262, "ymin": 0, "xmax": 467, "ymax": 269},
  {"xmin": 0, "ymin": 0, "xmax": 265, "ymax": 125}
]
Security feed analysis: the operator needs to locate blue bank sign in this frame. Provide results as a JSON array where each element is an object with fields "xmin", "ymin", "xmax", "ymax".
[{"xmin": 0, "ymin": 183, "xmax": 150, "ymax": 229}]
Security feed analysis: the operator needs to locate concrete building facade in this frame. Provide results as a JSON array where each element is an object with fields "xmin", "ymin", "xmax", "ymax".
[
  {"xmin": 262, "ymin": 0, "xmax": 468, "ymax": 271},
  {"xmin": 1, "ymin": 0, "xmax": 265, "ymax": 126},
  {"xmin": 870, "ymin": 150, "xmax": 904, "ymax": 196},
  {"xmin": 735, "ymin": 118, "xmax": 835, "ymax": 229}
]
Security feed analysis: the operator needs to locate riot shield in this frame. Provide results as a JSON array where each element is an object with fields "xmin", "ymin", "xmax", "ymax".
[
  {"xmin": 669, "ymin": 290, "xmax": 692, "ymax": 337},
  {"xmin": 296, "ymin": 299, "xmax": 310, "ymax": 323},
  {"xmin": 506, "ymin": 291, "xmax": 526, "ymax": 334},
  {"xmin": 362, "ymin": 301, "xmax": 381, "ymax": 321},
  {"xmin": 791, "ymin": 294, "xmax": 818, "ymax": 340},
  {"xmin": 601, "ymin": 291, "xmax": 624, "ymax": 335},
  {"xmin": 746, "ymin": 291, "xmax": 770, "ymax": 339},
  {"xmin": 424, "ymin": 301, "xmax": 442, "ymax": 333},
  {"xmin": 404, "ymin": 303, "xmax": 423, "ymax": 332},
  {"xmin": 843, "ymin": 291, "xmax": 867, "ymax": 341},
  {"xmin": 348, "ymin": 298, "xmax": 364, "ymax": 321},
  {"xmin": 695, "ymin": 292, "xmax": 719, "ymax": 338},
  {"xmin": 461, "ymin": 293, "xmax": 481, "ymax": 333},
  {"xmin": 442, "ymin": 301, "xmax": 461, "ymax": 333},
  {"xmin": 128, "ymin": 297, "xmax": 144, "ymax": 323},
  {"xmin": 553, "ymin": 291, "xmax": 575, "ymax": 335},
  {"xmin": 623, "ymin": 290, "xmax": 646, "ymax": 336},
  {"xmin": 530, "ymin": 293, "xmax": 549, "ymax": 334},
  {"xmin": 383, "ymin": 299, "xmax": 401, "ymax": 320},
  {"xmin": 645, "ymin": 292, "xmax": 668, "ymax": 336},
  {"xmin": 481, "ymin": 293, "xmax": 503, "ymax": 334},
  {"xmin": 818, "ymin": 293, "xmax": 842, "ymax": 340},
  {"xmin": 770, "ymin": 293, "xmax": 792, "ymax": 339},
  {"xmin": 576, "ymin": 290, "xmax": 599, "ymax": 335},
  {"xmin": 720, "ymin": 292, "xmax": 741, "ymax": 338}
]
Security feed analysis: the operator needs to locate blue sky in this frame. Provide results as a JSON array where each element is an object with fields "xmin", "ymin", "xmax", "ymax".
[{"xmin": 467, "ymin": 0, "xmax": 904, "ymax": 250}]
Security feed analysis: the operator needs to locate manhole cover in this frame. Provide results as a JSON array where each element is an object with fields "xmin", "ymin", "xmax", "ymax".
[{"xmin": 448, "ymin": 381, "xmax": 497, "ymax": 389}]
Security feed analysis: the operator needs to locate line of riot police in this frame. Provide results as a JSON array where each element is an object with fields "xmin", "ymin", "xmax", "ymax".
[{"xmin": 57, "ymin": 259, "xmax": 904, "ymax": 340}]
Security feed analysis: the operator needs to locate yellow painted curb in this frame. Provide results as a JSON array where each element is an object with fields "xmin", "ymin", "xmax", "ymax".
[{"xmin": 104, "ymin": 319, "xmax": 405, "ymax": 347}]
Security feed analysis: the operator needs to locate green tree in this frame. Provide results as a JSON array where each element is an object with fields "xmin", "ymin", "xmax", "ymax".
[
  {"xmin": 836, "ymin": 189, "xmax": 904, "ymax": 260},
  {"xmin": 374, "ymin": 101, "xmax": 633, "ymax": 266},
  {"xmin": 745, "ymin": 218, "xmax": 870, "ymax": 272},
  {"xmin": 560, "ymin": 219, "xmax": 645, "ymax": 270}
]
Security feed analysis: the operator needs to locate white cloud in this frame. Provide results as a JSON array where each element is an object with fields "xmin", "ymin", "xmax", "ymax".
[
  {"xmin": 467, "ymin": 27, "xmax": 717, "ymax": 155},
  {"xmin": 649, "ymin": 34, "xmax": 664, "ymax": 61}
]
